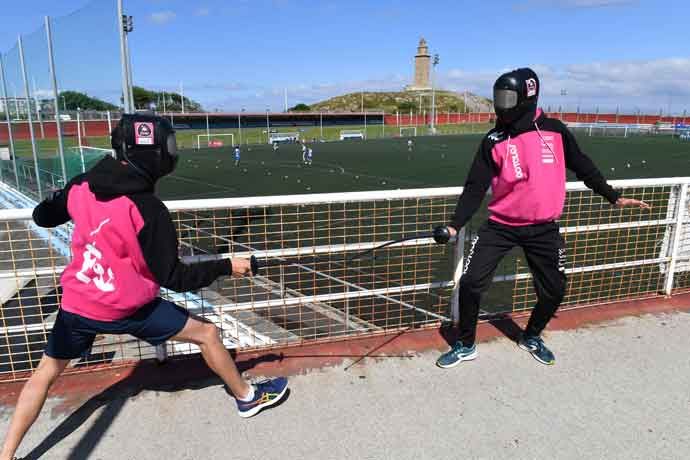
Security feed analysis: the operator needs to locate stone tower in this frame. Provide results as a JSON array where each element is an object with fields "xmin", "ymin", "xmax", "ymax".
[{"xmin": 406, "ymin": 38, "xmax": 431, "ymax": 91}]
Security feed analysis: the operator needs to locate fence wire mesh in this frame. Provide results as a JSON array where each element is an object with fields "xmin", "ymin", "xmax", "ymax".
[{"xmin": 0, "ymin": 180, "xmax": 688, "ymax": 382}]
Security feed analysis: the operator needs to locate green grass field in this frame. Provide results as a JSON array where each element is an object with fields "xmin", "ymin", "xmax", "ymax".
[
  {"xmin": 7, "ymin": 123, "xmax": 492, "ymax": 158},
  {"xmin": 156, "ymin": 133, "xmax": 690, "ymax": 200}
]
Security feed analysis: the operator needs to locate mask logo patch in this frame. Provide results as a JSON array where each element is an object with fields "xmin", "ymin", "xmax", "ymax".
[
  {"xmin": 526, "ymin": 78, "xmax": 537, "ymax": 97},
  {"xmin": 134, "ymin": 122, "xmax": 154, "ymax": 145}
]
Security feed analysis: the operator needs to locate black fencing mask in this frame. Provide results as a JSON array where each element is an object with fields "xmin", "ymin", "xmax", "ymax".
[
  {"xmin": 111, "ymin": 114, "xmax": 178, "ymax": 182},
  {"xmin": 493, "ymin": 68, "xmax": 540, "ymax": 125}
]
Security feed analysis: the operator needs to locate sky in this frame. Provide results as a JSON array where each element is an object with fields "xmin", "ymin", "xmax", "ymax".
[{"xmin": 1, "ymin": 0, "xmax": 689, "ymax": 113}]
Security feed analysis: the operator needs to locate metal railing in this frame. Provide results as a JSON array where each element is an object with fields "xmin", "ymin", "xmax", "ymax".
[{"xmin": 0, "ymin": 178, "xmax": 689, "ymax": 381}]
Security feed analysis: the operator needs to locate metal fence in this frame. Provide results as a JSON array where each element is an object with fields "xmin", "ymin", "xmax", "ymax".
[
  {"xmin": 0, "ymin": 178, "xmax": 689, "ymax": 382},
  {"xmin": 0, "ymin": 0, "xmax": 122, "ymax": 201}
]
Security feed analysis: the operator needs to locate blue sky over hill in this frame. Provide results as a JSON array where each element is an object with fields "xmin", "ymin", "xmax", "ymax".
[{"xmin": 1, "ymin": 0, "xmax": 688, "ymax": 113}]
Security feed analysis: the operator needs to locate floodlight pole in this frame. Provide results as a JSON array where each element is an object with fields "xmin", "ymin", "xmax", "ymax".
[
  {"xmin": 45, "ymin": 16, "xmax": 67, "ymax": 185},
  {"xmin": 18, "ymin": 34, "xmax": 43, "ymax": 199},
  {"xmin": 77, "ymin": 108, "xmax": 82, "ymax": 149},
  {"xmin": 180, "ymin": 82, "xmax": 185, "ymax": 114},
  {"xmin": 0, "ymin": 54, "xmax": 19, "ymax": 187},
  {"xmin": 266, "ymin": 108, "xmax": 270, "ymax": 143},
  {"xmin": 206, "ymin": 112, "xmax": 210, "ymax": 139},
  {"xmin": 431, "ymin": 54, "xmax": 439, "ymax": 133},
  {"xmin": 117, "ymin": 0, "xmax": 131, "ymax": 113},
  {"xmin": 319, "ymin": 111, "xmax": 323, "ymax": 139},
  {"xmin": 238, "ymin": 109, "xmax": 242, "ymax": 145},
  {"xmin": 363, "ymin": 110, "xmax": 367, "ymax": 139},
  {"xmin": 124, "ymin": 27, "xmax": 134, "ymax": 110}
]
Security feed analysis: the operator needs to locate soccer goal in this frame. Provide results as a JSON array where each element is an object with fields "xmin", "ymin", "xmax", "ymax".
[
  {"xmin": 268, "ymin": 132, "xmax": 299, "ymax": 144},
  {"xmin": 339, "ymin": 130, "xmax": 364, "ymax": 140},
  {"xmin": 400, "ymin": 126, "xmax": 417, "ymax": 137},
  {"xmin": 196, "ymin": 133, "xmax": 234, "ymax": 150}
]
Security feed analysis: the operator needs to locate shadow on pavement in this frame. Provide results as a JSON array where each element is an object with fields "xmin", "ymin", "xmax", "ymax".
[
  {"xmin": 22, "ymin": 352, "xmax": 283, "ymax": 460},
  {"xmin": 439, "ymin": 313, "xmax": 524, "ymax": 348}
]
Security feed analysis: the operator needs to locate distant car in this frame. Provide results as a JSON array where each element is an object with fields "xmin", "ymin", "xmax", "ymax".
[{"xmin": 58, "ymin": 114, "xmax": 72, "ymax": 121}]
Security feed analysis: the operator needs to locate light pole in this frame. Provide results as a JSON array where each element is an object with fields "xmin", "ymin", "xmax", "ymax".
[
  {"xmin": 431, "ymin": 53, "xmax": 439, "ymax": 134},
  {"xmin": 77, "ymin": 106, "xmax": 82, "ymax": 148},
  {"xmin": 266, "ymin": 107, "xmax": 270, "ymax": 144},
  {"xmin": 238, "ymin": 107, "xmax": 244, "ymax": 145},
  {"xmin": 560, "ymin": 89, "xmax": 567, "ymax": 121}
]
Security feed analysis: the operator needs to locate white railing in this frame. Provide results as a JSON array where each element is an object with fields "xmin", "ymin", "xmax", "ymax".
[{"xmin": 1, "ymin": 178, "xmax": 689, "ymax": 381}]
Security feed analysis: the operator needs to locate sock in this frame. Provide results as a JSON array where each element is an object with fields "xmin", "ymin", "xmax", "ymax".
[{"xmin": 239, "ymin": 385, "xmax": 255, "ymax": 402}]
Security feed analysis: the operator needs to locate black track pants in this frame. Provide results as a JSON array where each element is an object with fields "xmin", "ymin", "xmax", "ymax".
[{"xmin": 457, "ymin": 220, "xmax": 567, "ymax": 345}]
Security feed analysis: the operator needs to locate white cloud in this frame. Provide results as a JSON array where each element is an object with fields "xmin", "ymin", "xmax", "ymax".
[
  {"xmin": 441, "ymin": 58, "xmax": 690, "ymax": 113},
  {"xmin": 164, "ymin": 58, "xmax": 690, "ymax": 113},
  {"xmin": 195, "ymin": 7, "xmax": 210, "ymax": 16},
  {"xmin": 150, "ymin": 11, "xmax": 176, "ymax": 25}
]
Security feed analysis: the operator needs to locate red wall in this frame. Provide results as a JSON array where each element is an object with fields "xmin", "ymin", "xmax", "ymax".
[
  {"xmin": 0, "ymin": 120, "xmax": 115, "ymax": 142},
  {"xmin": 2, "ymin": 113, "xmax": 687, "ymax": 142},
  {"xmin": 384, "ymin": 112, "xmax": 688, "ymax": 127}
]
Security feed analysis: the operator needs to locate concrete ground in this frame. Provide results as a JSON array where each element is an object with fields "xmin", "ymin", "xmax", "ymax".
[{"xmin": 1, "ymin": 311, "xmax": 689, "ymax": 460}]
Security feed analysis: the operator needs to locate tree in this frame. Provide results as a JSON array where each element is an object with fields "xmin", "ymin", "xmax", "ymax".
[
  {"xmin": 397, "ymin": 101, "xmax": 417, "ymax": 112},
  {"xmin": 133, "ymin": 86, "xmax": 203, "ymax": 112},
  {"xmin": 59, "ymin": 91, "xmax": 117, "ymax": 111},
  {"xmin": 289, "ymin": 103, "xmax": 310, "ymax": 112}
]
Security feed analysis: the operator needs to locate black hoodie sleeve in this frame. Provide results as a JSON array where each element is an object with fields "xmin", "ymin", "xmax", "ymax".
[
  {"xmin": 561, "ymin": 124, "xmax": 620, "ymax": 204},
  {"xmin": 449, "ymin": 137, "xmax": 495, "ymax": 230},
  {"xmin": 137, "ymin": 206, "xmax": 233, "ymax": 292},
  {"xmin": 32, "ymin": 174, "xmax": 87, "ymax": 228}
]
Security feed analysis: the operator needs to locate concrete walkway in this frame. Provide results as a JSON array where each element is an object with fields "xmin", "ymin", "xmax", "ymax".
[{"xmin": 2, "ymin": 311, "xmax": 689, "ymax": 460}]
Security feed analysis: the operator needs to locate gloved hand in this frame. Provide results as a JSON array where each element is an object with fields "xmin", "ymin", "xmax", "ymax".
[{"xmin": 433, "ymin": 226, "xmax": 452, "ymax": 244}]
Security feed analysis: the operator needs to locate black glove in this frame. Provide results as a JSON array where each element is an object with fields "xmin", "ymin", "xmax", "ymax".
[{"xmin": 432, "ymin": 226, "xmax": 451, "ymax": 244}]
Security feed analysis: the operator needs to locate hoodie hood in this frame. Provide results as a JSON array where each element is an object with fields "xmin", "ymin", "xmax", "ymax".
[{"xmin": 87, "ymin": 156, "xmax": 155, "ymax": 197}]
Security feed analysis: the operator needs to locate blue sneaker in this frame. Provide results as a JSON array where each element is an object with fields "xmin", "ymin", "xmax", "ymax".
[
  {"xmin": 518, "ymin": 334, "xmax": 555, "ymax": 365},
  {"xmin": 236, "ymin": 377, "xmax": 288, "ymax": 418},
  {"xmin": 436, "ymin": 342, "xmax": 477, "ymax": 369}
]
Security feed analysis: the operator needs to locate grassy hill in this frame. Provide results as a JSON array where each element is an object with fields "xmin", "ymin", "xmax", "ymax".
[{"xmin": 309, "ymin": 90, "xmax": 492, "ymax": 113}]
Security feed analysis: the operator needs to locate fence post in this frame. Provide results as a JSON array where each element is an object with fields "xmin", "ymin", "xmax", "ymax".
[
  {"xmin": 344, "ymin": 285, "xmax": 350, "ymax": 330},
  {"xmin": 155, "ymin": 344, "xmax": 168, "ymax": 363},
  {"xmin": 18, "ymin": 35, "xmax": 43, "ymax": 200},
  {"xmin": 664, "ymin": 183, "xmax": 688, "ymax": 296},
  {"xmin": 45, "ymin": 16, "xmax": 67, "ymax": 186},
  {"xmin": 76, "ymin": 108, "xmax": 82, "ymax": 148},
  {"xmin": 0, "ymin": 55, "xmax": 19, "ymax": 187},
  {"xmin": 449, "ymin": 227, "xmax": 466, "ymax": 325}
]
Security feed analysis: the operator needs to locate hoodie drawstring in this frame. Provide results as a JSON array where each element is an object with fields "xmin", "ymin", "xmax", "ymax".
[{"xmin": 534, "ymin": 122, "xmax": 558, "ymax": 164}]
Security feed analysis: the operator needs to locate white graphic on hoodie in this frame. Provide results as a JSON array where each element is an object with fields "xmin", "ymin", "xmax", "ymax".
[{"xmin": 75, "ymin": 218, "xmax": 116, "ymax": 292}]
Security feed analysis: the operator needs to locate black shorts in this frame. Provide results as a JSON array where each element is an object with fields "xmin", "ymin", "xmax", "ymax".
[{"xmin": 45, "ymin": 298, "xmax": 189, "ymax": 360}]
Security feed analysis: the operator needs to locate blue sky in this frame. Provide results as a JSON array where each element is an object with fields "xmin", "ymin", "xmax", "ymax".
[{"xmin": 1, "ymin": 0, "xmax": 689, "ymax": 113}]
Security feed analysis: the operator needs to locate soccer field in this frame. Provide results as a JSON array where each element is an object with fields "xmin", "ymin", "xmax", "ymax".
[{"xmin": 158, "ymin": 133, "xmax": 690, "ymax": 200}]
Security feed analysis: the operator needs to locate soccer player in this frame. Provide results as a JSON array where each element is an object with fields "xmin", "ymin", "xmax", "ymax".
[
  {"xmin": 435, "ymin": 68, "xmax": 649, "ymax": 368},
  {"xmin": 234, "ymin": 145, "xmax": 241, "ymax": 167},
  {"xmin": 301, "ymin": 142, "xmax": 307, "ymax": 161},
  {"xmin": 306, "ymin": 147, "xmax": 313, "ymax": 166},
  {"xmin": 0, "ymin": 115, "xmax": 288, "ymax": 460},
  {"xmin": 272, "ymin": 142, "xmax": 279, "ymax": 153},
  {"xmin": 407, "ymin": 139, "xmax": 414, "ymax": 151}
]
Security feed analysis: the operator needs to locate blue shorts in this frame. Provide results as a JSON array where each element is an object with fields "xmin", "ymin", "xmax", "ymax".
[{"xmin": 45, "ymin": 298, "xmax": 189, "ymax": 360}]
